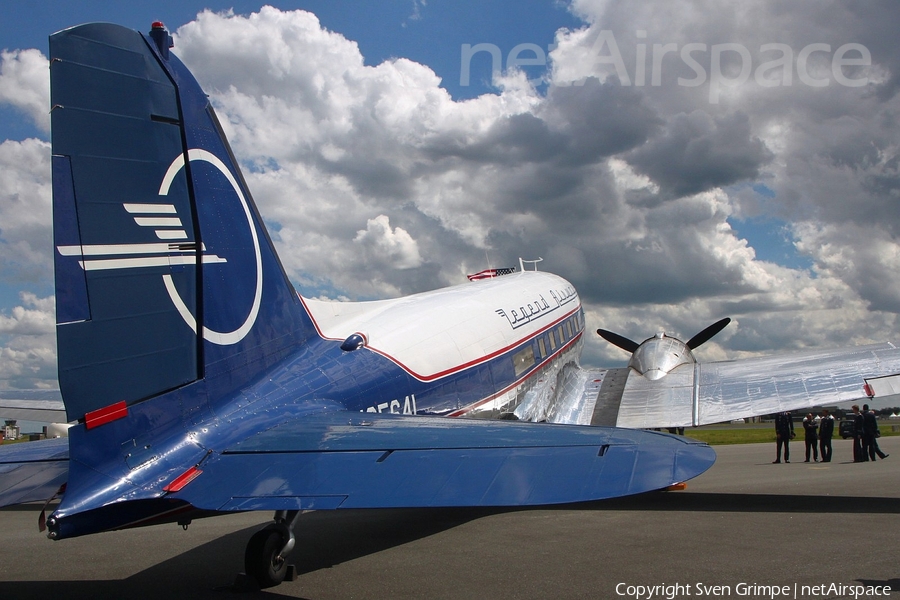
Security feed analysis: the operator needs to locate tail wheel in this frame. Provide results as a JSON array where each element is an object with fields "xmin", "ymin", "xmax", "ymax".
[{"xmin": 245, "ymin": 528, "xmax": 288, "ymax": 588}]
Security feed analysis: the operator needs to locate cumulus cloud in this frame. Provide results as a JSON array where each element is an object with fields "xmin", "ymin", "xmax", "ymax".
[
  {"xmin": 0, "ymin": 49, "xmax": 50, "ymax": 133},
  {"xmin": 542, "ymin": 0, "xmax": 900, "ymax": 352},
  {"xmin": 0, "ymin": 292, "xmax": 54, "ymax": 335},
  {"xmin": 627, "ymin": 111, "xmax": 773, "ymax": 197},
  {"xmin": 0, "ymin": 138, "xmax": 53, "ymax": 286},
  {"xmin": 354, "ymin": 215, "xmax": 423, "ymax": 269},
  {"xmin": 794, "ymin": 222, "xmax": 900, "ymax": 313},
  {"xmin": 0, "ymin": 293, "xmax": 56, "ymax": 389}
]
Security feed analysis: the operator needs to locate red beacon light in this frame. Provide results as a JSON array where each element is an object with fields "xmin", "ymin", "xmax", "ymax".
[{"xmin": 148, "ymin": 21, "xmax": 174, "ymax": 58}]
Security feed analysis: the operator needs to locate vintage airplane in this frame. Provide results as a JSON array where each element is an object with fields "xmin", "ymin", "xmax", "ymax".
[{"xmin": 0, "ymin": 21, "xmax": 898, "ymax": 589}]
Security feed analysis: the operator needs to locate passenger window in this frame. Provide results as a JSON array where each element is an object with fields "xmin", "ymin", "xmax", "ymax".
[{"xmin": 513, "ymin": 346, "xmax": 535, "ymax": 376}]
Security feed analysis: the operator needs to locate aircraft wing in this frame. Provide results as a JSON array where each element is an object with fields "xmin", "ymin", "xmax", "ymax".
[
  {"xmin": 0, "ymin": 437, "xmax": 69, "ymax": 506},
  {"xmin": 616, "ymin": 342, "xmax": 900, "ymax": 428},
  {"xmin": 514, "ymin": 343, "xmax": 900, "ymax": 429},
  {"xmin": 0, "ymin": 389, "xmax": 66, "ymax": 423}
]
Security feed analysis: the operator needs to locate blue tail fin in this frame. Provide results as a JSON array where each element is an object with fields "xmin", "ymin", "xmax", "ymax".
[{"xmin": 50, "ymin": 23, "xmax": 313, "ymax": 424}]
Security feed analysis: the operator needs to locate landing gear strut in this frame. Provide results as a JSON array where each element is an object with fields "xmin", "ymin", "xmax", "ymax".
[{"xmin": 240, "ymin": 510, "xmax": 301, "ymax": 589}]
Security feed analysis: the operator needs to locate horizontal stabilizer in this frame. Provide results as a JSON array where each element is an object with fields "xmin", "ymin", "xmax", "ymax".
[
  {"xmin": 177, "ymin": 413, "xmax": 715, "ymax": 512},
  {"xmin": 46, "ymin": 411, "xmax": 714, "ymax": 538},
  {"xmin": 0, "ymin": 438, "xmax": 70, "ymax": 507}
]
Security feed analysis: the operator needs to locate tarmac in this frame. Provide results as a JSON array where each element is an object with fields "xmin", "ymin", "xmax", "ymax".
[{"xmin": 1, "ymin": 435, "xmax": 898, "ymax": 600}]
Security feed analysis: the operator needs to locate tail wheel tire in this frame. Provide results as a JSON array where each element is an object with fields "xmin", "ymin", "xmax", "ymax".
[{"xmin": 245, "ymin": 528, "xmax": 288, "ymax": 588}]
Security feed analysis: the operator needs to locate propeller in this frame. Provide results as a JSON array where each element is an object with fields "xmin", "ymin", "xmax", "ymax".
[
  {"xmin": 596, "ymin": 328, "xmax": 640, "ymax": 353},
  {"xmin": 685, "ymin": 317, "xmax": 731, "ymax": 350},
  {"xmin": 597, "ymin": 317, "xmax": 731, "ymax": 354}
]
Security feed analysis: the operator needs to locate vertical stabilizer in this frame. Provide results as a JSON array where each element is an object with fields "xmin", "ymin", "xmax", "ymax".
[{"xmin": 50, "ymin": 23, "xmax": 312, "ymax": 424}]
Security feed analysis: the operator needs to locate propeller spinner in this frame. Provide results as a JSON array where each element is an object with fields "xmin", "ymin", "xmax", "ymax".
[{"xmin": 597, "ymin": 318, "xmax": 731, "ymax": 381}]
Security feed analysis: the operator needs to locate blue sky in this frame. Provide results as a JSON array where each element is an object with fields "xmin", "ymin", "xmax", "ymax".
[
  {"xmin": 2, "ymin": 1, "xmax": 580, "ymax": 101},
  {"xmin": 1, "ymin": 0, "xmax": 899, "ymax": 393}
]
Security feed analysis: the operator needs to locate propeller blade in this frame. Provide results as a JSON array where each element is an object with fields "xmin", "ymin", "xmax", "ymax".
[
  {"xmin": 596, "ymin": 329, "xmax": 640, "ymax": 353},
  {"xmin": 685, "ymin": 317, "xmax": 731, "ymax": 350}
]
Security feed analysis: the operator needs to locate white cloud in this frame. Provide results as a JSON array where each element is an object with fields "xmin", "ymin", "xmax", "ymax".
[
  {"xmin": 794, "ymin": 221, "xmax": 900, "ymax": 313},
  {"xmin": 0, "ymin": 138, "xmax": 53, "ymax": 286},
  {"xmin": 354, "ymin": 215, "xmax": 423, "ymax": 269},
  {"xmin": 0, "ymin": 293, "xmax": 56, "ymax": 388},
  {"xmin": 0, "ymin": 49, "xmax": 50, "ymax": 133},
  {"xmin": 0, "ymin": 292, "xmax": 54, "ymax": 335}
]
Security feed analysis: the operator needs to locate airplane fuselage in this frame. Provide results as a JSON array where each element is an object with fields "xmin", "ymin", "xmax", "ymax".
[{"xmin": 298, "ymin": 270, "xmax": 584, "ymax": 418}]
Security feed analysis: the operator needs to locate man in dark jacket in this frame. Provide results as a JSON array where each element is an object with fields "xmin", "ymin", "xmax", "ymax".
[
  {"xmin": 802, "ymin": 412, "xmax": 818, "ymax": 462},
  {"xmin": 862, "ymin": 404, "xmax": 889, "ymax": 460},
  {"xmin": 773, "ymin": 411, "xmax": 794, "ymax": 463},
  {"xmin": 818, "ymin": 409, "xmax": 834, "ymax": 462},
  {"xmin": 851, "ymin": 405, "xmax": 865, "ymax": 462}
]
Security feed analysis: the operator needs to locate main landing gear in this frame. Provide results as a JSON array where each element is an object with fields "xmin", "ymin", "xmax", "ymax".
[{"xmin": 237, "ymin": 510, "xmax": 301, "ymax": 589}]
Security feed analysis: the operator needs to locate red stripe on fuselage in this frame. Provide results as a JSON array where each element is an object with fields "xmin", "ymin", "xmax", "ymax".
[{"xmin": 299, "ymin": 292, "xmax": 581, "ymax": 383}]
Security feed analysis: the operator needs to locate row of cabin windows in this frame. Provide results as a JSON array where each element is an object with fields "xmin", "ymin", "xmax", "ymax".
[{"xmin": 512, "ymin": 309, "xmax": 584, "ymax": 377}]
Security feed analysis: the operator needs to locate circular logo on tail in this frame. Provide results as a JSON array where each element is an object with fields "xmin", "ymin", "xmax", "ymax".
[{"xmin": 159, "ymin": 149, "xmax": 262, "ymax": 346}]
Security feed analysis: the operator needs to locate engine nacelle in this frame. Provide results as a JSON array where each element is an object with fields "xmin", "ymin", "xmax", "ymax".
[{"xmin": 628, "ymin": 333, "xmax": 696, "ymax": 381}]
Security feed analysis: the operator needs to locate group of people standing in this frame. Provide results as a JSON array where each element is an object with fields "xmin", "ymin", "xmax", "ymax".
[{"xmin": 772, "ymin": 406, "xmax": 888, "ymax": 463}]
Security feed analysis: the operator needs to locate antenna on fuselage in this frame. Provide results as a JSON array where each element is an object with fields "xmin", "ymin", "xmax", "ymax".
[{"xmin": 519, "ymin": 257, "xmax": 543, "ymax": 271}]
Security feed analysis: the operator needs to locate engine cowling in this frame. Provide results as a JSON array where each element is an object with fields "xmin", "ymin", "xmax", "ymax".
[{"xmin": 628, "ymin": 333, "xmax": 696, "ymax": 380}]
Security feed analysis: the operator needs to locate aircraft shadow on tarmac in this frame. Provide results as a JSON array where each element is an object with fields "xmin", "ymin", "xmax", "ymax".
[
  {"xmin": 2, "ymin": 506, "xmax": 508, "ymax": 600},
  {"xmin": 591, "ymin": 490, "xmax": 900, "ymax": 514},
  {"xmin": 3, "ymin": 492, "xmax": 899, "ymax": 599},
  {"xmin": 858, "ymin": 578, "xmax": 900, "ymax": 590}
]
